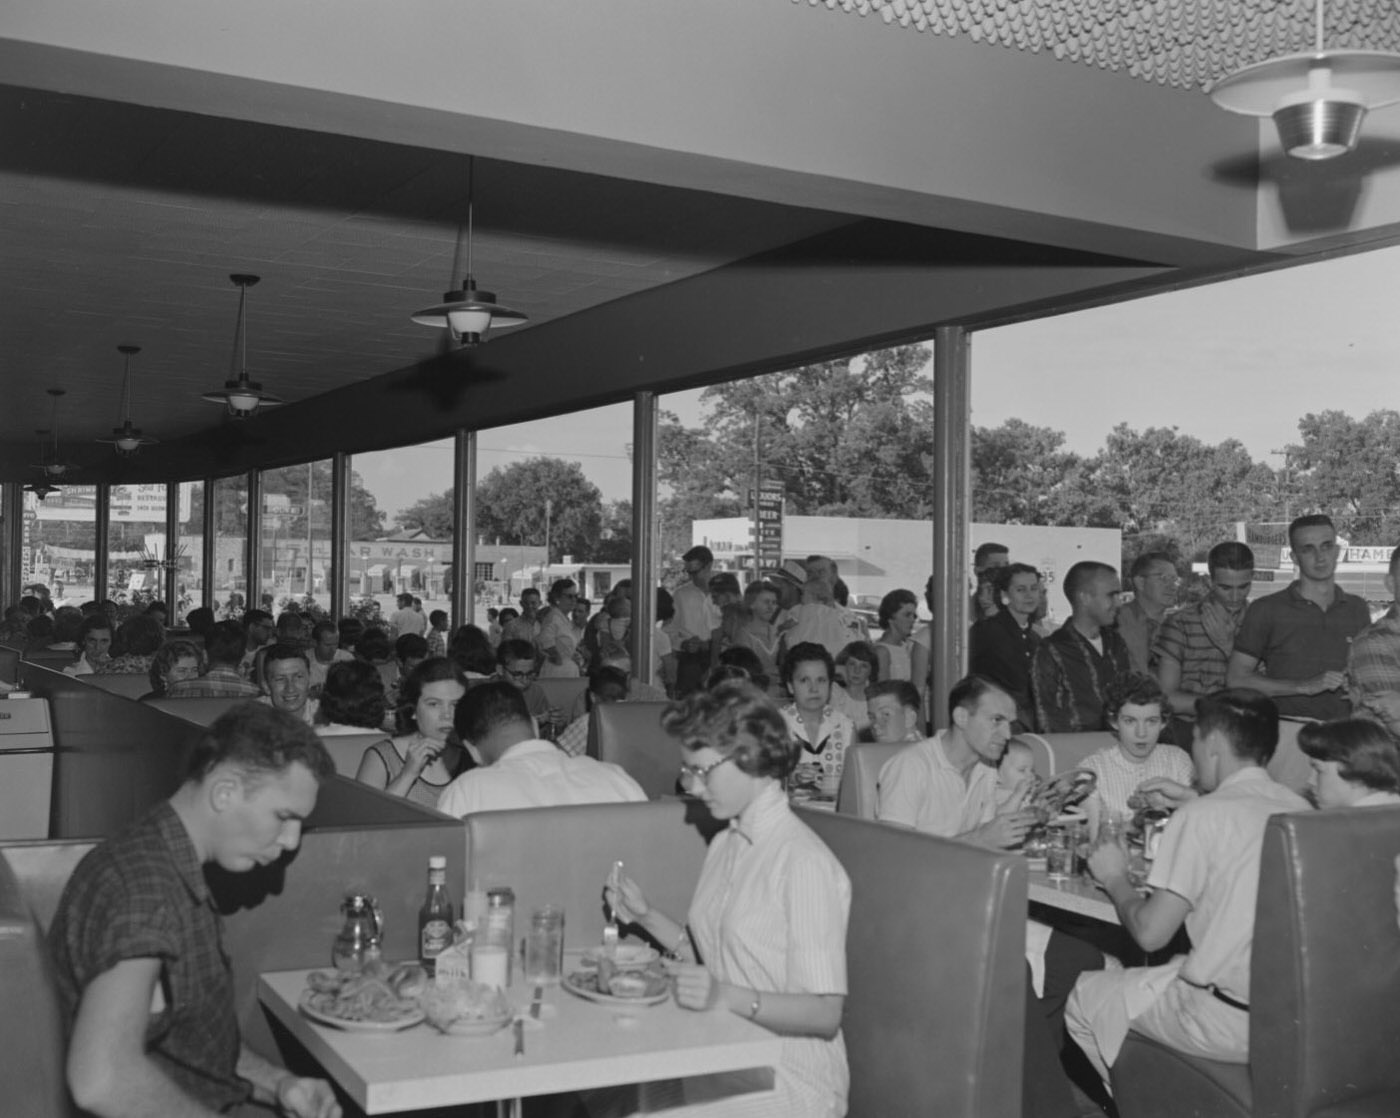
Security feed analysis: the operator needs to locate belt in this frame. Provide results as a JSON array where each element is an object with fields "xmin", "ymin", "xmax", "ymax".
[{"xmin": 1185, "ymin": 980, "xmax": 1249, "ymax": 1012}]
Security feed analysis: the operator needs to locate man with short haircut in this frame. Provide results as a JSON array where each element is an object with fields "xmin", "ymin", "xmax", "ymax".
[
  {"xmin": 557, "ymin": 664, "xmax": 630, "ymax": 758},
  {"xmin": 262, "ymin": 643, "xmax": 319, "ymax": 725},
  {"xmin": 876, "ymin": 675, "xmax": 1035, "ymax": 848},
  {"xmin": 1227, "ymin": 514, "xmax": 1370, "ymax": 721},
  {"xmin": 668, "ymin": 545, "xmax": 721, "ymax": 696},
  {"xmin": 1032, "ymin": 561, "xmax": 1131, "ymax": 732},
  {"xmin": 1117, "ymin": 552, "xmax": 1180, "ymax": 677},
  {"xmin": 974, "ymin": 542, "xmax": 1010, "ymax": 573},
  {"xmin": 437, "ymin": 681, "xmax": 645, "ymax": 817},
  {"xmin": 426, "ymin": 609, "xmax": 450, "ymax": 660},
  {"xmin": 500, "ymin": 586, "xmax": 544, "ymax": 649},
  {"xmin": 388, "ymin": 592, "xmax": 426, "ymax": 639},
  {"xmin": 866, "ymin": 680, "xmax": 924, "ymax": 744},
  {"xmin": 307, "ymin": 618, "xmax": 354, "ymax": 695},
  {"xmin": 1155, "ymin": 542, "xmax": 1255, "ymax": 714},
  {"xmin": 970, "ymin": 562, "xmax": 1044, "ymax": 730},
  {"xmin": 495, "ymin": 637, "xmax": 560, "ymax": 736},
  {"xmin": 49, "ymin": 703, "xmax": 340, "ymax": 1118},
  {"xmin": 1066, "ymin": 689, "xmax": 1310, "ymax": 1082},
  {"xmin": 1347, "ymin": 544, "xmax": 1400, "ymax": 737},
  {"xmin": 167, "ymin": 620, "xmax": 264, "ymax": 698}
]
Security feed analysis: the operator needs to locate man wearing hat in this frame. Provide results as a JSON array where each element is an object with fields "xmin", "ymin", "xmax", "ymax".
[{"xmin": 669, "ymin": 545, "xmax": 721, "ymax": 696}]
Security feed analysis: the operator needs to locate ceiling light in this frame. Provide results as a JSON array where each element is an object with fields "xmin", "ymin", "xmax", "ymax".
[
  {"xmin": 97, "ymin": 344, "xmax": 159, "ymax": 456},
  {"xmin": 24, "ymin": 481, "xmax": 57, "ymax": 501},
  {"xmin": 202, "ymin": 274, "xmax": 283, "ymax": 418},
  {"xmin": 412, "ymin": 157, "xmax": 527, "ymax": 346},
  {"xmin": 30, "ymin": 390, "xmax": 76, "ymax": 479},
  {"xmin": 1208, "ymin": 0, "xmax": 1400, "ymax": 160}
]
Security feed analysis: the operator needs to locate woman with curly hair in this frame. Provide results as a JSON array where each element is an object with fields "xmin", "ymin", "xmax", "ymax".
[
  {"xmin": 95, "ymin": 614, "xmax": 165, "ymax": 675},
  {"xmin": 604, "ymin": 680, "xmax": 850, "ymax": 1117},
  {"xmin": 354, "ymin": 657, "xmax": 468, "ymax": 807},
  {"xmin": 315, "ymin": 660, "xmax": 389, "ymax": 734},
  {"xmin": 141, "ymin": 639, "xmax": 205, "ymax": 700}
]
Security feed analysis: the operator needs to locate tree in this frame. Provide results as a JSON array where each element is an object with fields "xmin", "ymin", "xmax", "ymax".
[
  {"xmin": 591, "ymin": 499, "xmax": 633, "ymax": 565},
  {"xmin": 476, "ymin": 458, "xmax": 604, "ymax": 562},
  {"xmin": 971, "ymin": 419, "xmax": 1082, "ymax": 525},
  {"xmin": 396, "ymin": 490, "xmax": 454, "ymax": 539},
  {"xmin": 183, "ymin": 465, "xmax": 385, "ymax": 539},
  {"xmin": 1286, "ymin": 409, "xmax": 1400, "ymax": 541}
]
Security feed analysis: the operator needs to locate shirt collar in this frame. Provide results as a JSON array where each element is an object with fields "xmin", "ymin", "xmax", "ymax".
[
  {"xmin": 497, "ymin": 738, "xmax": 559, "ymax": 763},
  {"xmin": 728, "ymin": 781, "xmax": 788, "ymax": 845},
  {"xmin": 153, "ymin": 800, "xmax": 212, "ymax": 906},
  {"xmin": 1215, "ymin": 765, "xmax": 1273, "ymax": 791}
]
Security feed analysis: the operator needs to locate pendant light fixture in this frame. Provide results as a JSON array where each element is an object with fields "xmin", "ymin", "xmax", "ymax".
[
  {"xmin": 30, "ymin": 390, "xmax": 76, "ymax": 479},
  {"xmin": 411, "ymin": 157, "xmax": 527, "ymax": 346},
  {"xmin": 202, "ymin": 274, "xmax": 283, "ymax": 418},
  {"xmin": 1208, "ymin": 0, "xmax": 1400, "ymax": 160},
  {"xmin": 97, "ymin": 344, "xmax": 159, "ymax": 455}
]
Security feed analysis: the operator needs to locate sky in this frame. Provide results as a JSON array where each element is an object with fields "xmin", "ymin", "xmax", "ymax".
[{"xmin": 354, "ymin": 243, "xmax": 1400, "ymax": 523}]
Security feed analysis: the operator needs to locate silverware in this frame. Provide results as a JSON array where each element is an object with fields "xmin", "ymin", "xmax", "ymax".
[
  {"xmin": 513, "ymin": 1017, "xmax": 524, "ymax": 1058},
  {"xmin": 529, "ymin": 984, "xmax": 544, "ymax": 1020}
]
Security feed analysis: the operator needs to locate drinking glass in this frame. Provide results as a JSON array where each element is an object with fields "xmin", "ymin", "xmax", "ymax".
[
  {"xmin": 523, "ymin": 905, "xmax": 565, "ymax": 986},
  {"xmin": 1045, "ymin": 825, "xmax": 1073, "ymax": 881}
]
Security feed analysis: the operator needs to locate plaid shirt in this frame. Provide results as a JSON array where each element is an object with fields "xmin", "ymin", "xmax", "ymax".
[
  {"xmin": 48, "ymin": 801, "xmax": 249, "ymax": 1112},
  {"xmin": 166, "ymin": 666, "xmax": 263, "ymax": 699},
  {"xmin": 1031, "ymin": 623, "xmax": 1131, "ymax": 733},
  {"xmin": 1348, "ymin": 607, "xmax": 1400, "ymax": 735}
]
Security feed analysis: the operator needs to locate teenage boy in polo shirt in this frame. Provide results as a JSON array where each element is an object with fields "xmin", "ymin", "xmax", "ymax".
[
  {"xmin": 49, "ymin": 703, "xmax": 340, "ymax": 1118},
  {"xmin": 1227, "ymin": 514, "xmax": 1370, "ymax": 721}
]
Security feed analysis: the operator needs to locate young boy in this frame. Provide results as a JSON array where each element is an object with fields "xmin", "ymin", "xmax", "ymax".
[
  {"xmin": 426, "ymin": 608, "xmax": 450, "ymax": 659},
  {"xmin": 1083, "ymin": 674, "xmax": 1195, "ymax": 823},
  {"xmin": 780, "ymin": 641, "xmax": 855, "ymax": 801}
]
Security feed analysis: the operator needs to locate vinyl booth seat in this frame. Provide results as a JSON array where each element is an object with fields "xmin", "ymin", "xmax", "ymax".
[{"xmin": 1111, "ymin": 807, "xmax": 1400, "ymax": 1118}]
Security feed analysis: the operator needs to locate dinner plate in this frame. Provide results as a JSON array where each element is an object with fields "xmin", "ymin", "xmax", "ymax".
[
  {"xmin": 432, "ymin": 1011, "xmax": 513, "ymax": 1037},
  {"xmin": 562, "ymin": 971, "xmax": 670, "ymax": 1007},
  {"xmin": 299, "ymin": 991, "xmax": 425, "ymax": 1032},
  {"xmin": 578, "ymin": 943, "xmax": 660, "ymax": 969}
]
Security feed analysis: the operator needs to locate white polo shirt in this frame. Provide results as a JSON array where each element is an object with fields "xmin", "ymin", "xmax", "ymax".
[{"xmin": 875, "ymin": 730, "xmax": 998, "ymax": 837}]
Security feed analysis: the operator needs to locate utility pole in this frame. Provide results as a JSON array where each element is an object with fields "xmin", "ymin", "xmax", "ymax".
[
  {"xmin": 543, "ymin": 498, "xmax": 553, "ymax": 586},
  {"xmin": 751, "ymin": 411, "xmax": 762, "ymax": 579}
]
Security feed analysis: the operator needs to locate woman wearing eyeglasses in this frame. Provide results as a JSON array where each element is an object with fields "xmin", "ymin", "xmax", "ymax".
[{"xmin": 603, "ymin": 680, "xmax": 851, "ymax": 1117}]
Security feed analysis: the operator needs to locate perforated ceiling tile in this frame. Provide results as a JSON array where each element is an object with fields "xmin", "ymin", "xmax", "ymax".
[{"xmin": 798, "ymin": 0, "xmax": 1400, "ymax": 90}]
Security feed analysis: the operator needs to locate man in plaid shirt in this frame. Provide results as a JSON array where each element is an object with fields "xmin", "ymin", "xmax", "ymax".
[{"xmin": 1348, "ymin": 544, "xmax": 1400, "ymax": 735}]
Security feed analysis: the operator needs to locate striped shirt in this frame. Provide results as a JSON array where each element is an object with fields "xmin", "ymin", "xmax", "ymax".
[
  {"xmin": 1153, "ymin": 602, "xmax": 1236, "ymax": 698},
  {"xmin": 1080, "ymin": 741, "xmax": 1196, "ymax": 818},
  {"xmin": 688, "ymin": 782, "xmax": 850, "ymax": 1116},
  {"xmin": 1347, "ymin": 607, "xmax": 1400, "ymax": 735}
]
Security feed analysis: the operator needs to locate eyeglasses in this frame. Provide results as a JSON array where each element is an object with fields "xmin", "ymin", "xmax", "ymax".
[
  {"xmin": 678, "ymin": 755, "xmax": 734, "ymax": 789},
  {"xmin": 504, "ymin": 666, "xmax": 539, "ymax": 682}
]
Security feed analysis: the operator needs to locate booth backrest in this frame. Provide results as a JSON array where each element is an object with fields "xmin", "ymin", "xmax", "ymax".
[
  {"xmin": 314, "ymin": 731, "xmax": 393, "ymax": 778},
  {"xmin": 0, "ymin": 698, "xmax": 56, "ymax": 840},
  {"xmin": 1017, "ymin": 732, "xmax": 1108, "ymax": 775},
  {"xmin": 838, "ymin": 741, "xmax": 903, "ymax": 819},
  {"xmin": 1251, "ymin": 807, "xmax": 1400, "ymax": 1118},
  {"xmin": 21, "ymin": 648, "xmax": 78, "ymax": 673},
  {"xmin": 80, "ymin": 672, "xmax": 151, "ymax": 699},
  {"xmin": 0, "ymin": 644, "xmax": 20, "ymax": 683},
  {"xmin": 463, "ymin": 799, "xmax": 711, "ymax": 946},
  {"xmin": 536, "ymin": 676, "xmax": 588, "ymax": 716},
  {"xmin": 143, "ymin": 695, "xmax": 245, "ymax": 726},
  {"xmin": 589, "ymin": 701, "xmax": 676, "ymax": 798},
  {"xmin": 801, "ymin": 810, "xmax": 1026, "ymax": 1118},
  {"xmin": 0, "ymin": 851, "xmax": 73, "ymax": 1118}
]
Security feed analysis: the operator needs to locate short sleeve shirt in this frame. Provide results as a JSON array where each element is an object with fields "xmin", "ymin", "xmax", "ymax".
[
  {"xmin": 1154, "ymin": 602, "xmax": 1234, "ymax": 697},
  {"xmin": 875, "ymin": 730, "xmax": 998, "ymax": 836},
  {"xmin": 1232, "ymin": 582, "xmax": 1371, "ymax": 719},
  {"xmin": 688, "ymin": 782, "xmax": 850, "ymax": 1115},
  {"xmin": 1146, "ymin": 768, "xmax": 1310, "ymax": 1001},
  {"xmin": 1081, "ymin": 742, "xmax": 1196, "ymax": 819},
  {"xmin": 47, "ymin": 801, "xmax": 249, "ymax": 1112}
]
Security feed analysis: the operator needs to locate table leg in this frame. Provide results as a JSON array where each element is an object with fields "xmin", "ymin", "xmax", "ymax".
[{"xmin": 496, "ymin": 1097, "xmax": 522, "ymax": 1118}]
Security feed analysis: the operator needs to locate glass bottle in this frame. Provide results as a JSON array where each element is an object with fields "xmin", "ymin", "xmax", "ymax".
[
  {"xmin": 418, "ymin": 855, "xmax": 454, "ymax": 976},
  {"xmin": 473, "ymin": 885, "xmax": 515, "ymax": 988},
  {"xmin": 332, "ymin": 892, "xmax": 382, "ymax": 972}
]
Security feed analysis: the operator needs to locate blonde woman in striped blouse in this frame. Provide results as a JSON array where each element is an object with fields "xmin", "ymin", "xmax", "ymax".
[{"xmin": 603, "ymin": 681, "xmax": 851, "ymax": 1117}]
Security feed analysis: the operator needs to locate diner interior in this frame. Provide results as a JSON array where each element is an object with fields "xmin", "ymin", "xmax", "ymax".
[{"xmin": 3, "ymin": 2, "xmax": 1400, "ymax": 1116}]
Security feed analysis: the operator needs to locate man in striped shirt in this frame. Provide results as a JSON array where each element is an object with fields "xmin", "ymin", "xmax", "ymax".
[{"xmin": 1154, "ymin": 541, "xmax": 1255, "ymax": 716}]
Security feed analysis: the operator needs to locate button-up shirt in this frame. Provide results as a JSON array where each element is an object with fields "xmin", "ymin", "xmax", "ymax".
[
  {"xmin": 1031, "ymin": 623, "xmax": 1132, "ymax": 733},
  {"xmin": 875, "ymin": 730, "xmax": 998, "ymax": 836},
  {"xmin": 1348, "ymin": 606, "xmax": 1400, "ymax": 735}
]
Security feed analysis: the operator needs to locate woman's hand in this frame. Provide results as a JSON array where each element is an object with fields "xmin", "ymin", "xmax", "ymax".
[
  {"xmin": 666, "ymin": 961, "xmax": 718, "ymax": 1011},
  {"xmin": 403, "ymin": 735, "xmax": 443, "ymax": 775},
  {"xmin": 1135, "ymin": 777, "xmax": 1196, "ymax": 810},
  {"xmin": 604, "ymin": 872, "xmax": 650, "ymax": 925}
]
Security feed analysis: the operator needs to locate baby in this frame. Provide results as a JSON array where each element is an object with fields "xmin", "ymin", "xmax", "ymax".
[
  {"xmin": 996, "ymin": 737, "xmax": 1038, "ymax": 810},
  {"xmin": 1082, "ymin": 674, "xmax": 1195, "ymax": 826}
]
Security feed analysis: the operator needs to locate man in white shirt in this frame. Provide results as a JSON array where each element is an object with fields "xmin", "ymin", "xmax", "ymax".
[
  {"xmin": 388, "ymin": 593, "xmax": 426, "ymax": 639},
  {"xmin": 668, "ymin": 546, "xmax": 720, "ymax": 696},
  {"xmin": 781, "ymin": 555, "xmax": 862, "ymax": 661},
  {"xmin": 437, "ymin": 680, "xmax": 646, "ymax": 817},
  {"xmin": 876, "ymin": 675, "xmax": 1035, "ymax": 847},
  {"xmin": 1066, "ymin": 688, "xmax": 1311, "ymax": 1083}
]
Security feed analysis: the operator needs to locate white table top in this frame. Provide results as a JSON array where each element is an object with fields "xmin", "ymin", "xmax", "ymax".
[
  {"xmin": 258, "ymin": 967, "xmax": 784, "ymax": 1115},
  {"xmin": 1026, "ymin": 867, "xmax": 1121, "ymax": 925}
]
